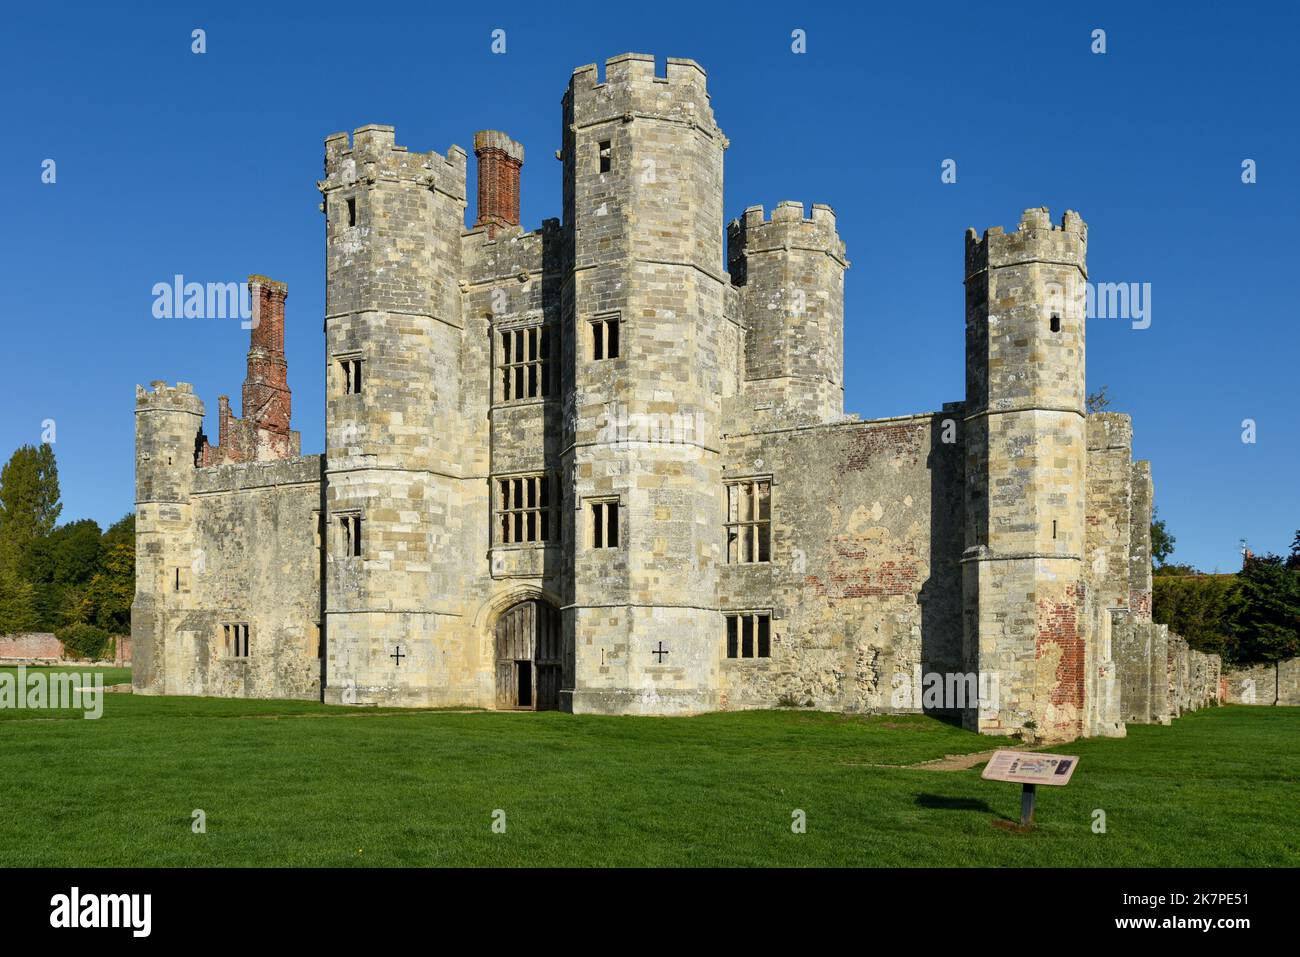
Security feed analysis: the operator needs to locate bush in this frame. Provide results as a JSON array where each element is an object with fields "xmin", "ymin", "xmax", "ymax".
[{"xmin": 56, "ymin": 622, "xmax": 111, "ymax": 661}]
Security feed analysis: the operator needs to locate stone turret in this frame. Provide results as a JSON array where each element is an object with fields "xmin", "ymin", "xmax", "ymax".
[
  {"xmin": 132, "ymin": 381, "xmax": 205, "ymax": 694},
  {"xmin": 317, "ymin": 124, "xmax": 470, "ymax": 706},
  {"xmin": 962, "ymin": 207, "xmax": 1091, "ymax": 742},
  {"xmin": 561, "ymin": 53, "xmax": 729, "ymax": 713},
  {"xmin": 727, "ymin": 201, "xmax": 848, "ymax": 427}
]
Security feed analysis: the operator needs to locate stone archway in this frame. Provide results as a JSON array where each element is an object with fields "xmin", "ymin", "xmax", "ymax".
[{"xmin": 494, "ymin": 599, "xmax": 561, "ymax": 711}]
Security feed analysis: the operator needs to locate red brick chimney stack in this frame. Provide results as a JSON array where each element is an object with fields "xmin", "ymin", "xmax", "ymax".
[
  {"xmin": 473, "ymin": 130, "xmax": 524, "ymax": 237},
  {"xmin": 243, "ymin": 275, "xmax": 291, "ymax": 440}
]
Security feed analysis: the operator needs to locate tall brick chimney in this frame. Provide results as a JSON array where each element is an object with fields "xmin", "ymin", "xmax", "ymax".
[
  {"xmin": 473, "ymin": 130, "xmax": 524, "ymax": 237},
  {"xmin": 242, "ymin": 275, "xmax": 292, "ymax": 445}
]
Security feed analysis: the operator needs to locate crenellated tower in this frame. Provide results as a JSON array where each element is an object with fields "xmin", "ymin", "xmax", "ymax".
[
  {"xmin": 727, "ymin": 201, "xmax": 848, "ymax": 426},
  {"xmin": 561, "ymin": 54, "xmax": 729, "ymax": 713},
  {"xmin": 131, "ymin": 381, "xmax": 205, "ymax": 694},
  {"xmin": 963, "ymin": 207, "xmax": 1090, "ymax": 741},
  {"xmin": 316, "ymin": 124, "xmax": 470, "ymax": 706}
]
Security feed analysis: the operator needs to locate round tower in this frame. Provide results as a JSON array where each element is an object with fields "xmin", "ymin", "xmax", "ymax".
[
  {"xmin": 132, "ymin": 380, "xmax": 204, "ymax": 694},
  {"xmin": 963, "ymin": 207, "xmax": 1089, "ymax": 741},
  {"xmin": 726, "ymin": 201, "xmax": 848, "ymax": 426}
]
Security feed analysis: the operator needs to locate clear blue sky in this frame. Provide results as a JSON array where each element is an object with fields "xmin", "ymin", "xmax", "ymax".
[{"xmin": 4, "ymin": 1, "xmax": 1296, "ymax": 572}]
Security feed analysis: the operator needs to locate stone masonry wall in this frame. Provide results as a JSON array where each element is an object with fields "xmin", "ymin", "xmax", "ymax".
[
  {"xmin": 1221, "ymin": 658, "xmax": 1300, "ymax": 705},
  {"xmin": 158, "ymin": 456, "xmax": 322, "ymax": 700},
  {"xmin": 130, "ymin": 55, "xmax": 1196, "ymax": 744},
  {"xmin": 720, "ymin": 411, "xmax": 964, "ymax": 712}
]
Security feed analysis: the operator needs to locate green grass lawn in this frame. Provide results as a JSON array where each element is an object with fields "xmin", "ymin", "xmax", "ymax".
[
  {"xmin": 0, "ymin": 691, "xmax": 1295, "ymax": 867},
  {"xmin": 0, "ymin": 664, "xmax": 132, "ymax": 686}
]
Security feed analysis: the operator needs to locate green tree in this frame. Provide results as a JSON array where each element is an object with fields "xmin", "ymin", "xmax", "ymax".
[
  {"xmin": 21, "ymin": 518, "xmax": 101, "ymax": 586},
  {"xmin": 0, "ymin": 553, "xmax": 38, "ymax": 633},
  {"xmin": 83, "ymin": 545, "xmax": 133, "ymax": 632},
  {"xmin": 0, "ymin": 444, "xmax": 61, "ymax": 556},
  {"xmin": 101, "ymin": 513, "xmax": 134, "ymax": 551},
  {"xmin": 1151, "ymin": 506, "xmax": 1175, "ymax": 568},
  {"xmin": 1086, "ymin": 386, "xmax": 1111, "ymax": 413},
  {"xmin": 1231, "ymin": 553, "xmax": 1300, "ymax": 662}
]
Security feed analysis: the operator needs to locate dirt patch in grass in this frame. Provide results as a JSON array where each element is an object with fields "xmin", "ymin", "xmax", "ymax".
[{"xmin": 846, "ymin": 747, "xmax": 1032, "ymax": 771}]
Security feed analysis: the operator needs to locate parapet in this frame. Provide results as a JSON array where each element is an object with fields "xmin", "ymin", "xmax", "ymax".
[
  {"xmin": 1086, "ymin": 412, "xmax": 1134, "ymax": 452},
  {"xmin": 136, "ymin": 381, "xmax": 204, "ymax": 415},
  {"xmin": 727, "ymin": 201, "xmax": 848, "ymax": 279},
  {"xmin": 461, "ymin": 218, "xmax": 560, "ymax": 287},
  {"xmin": 192, "ymin": 453, "xmax": 323, "ymax": 495},
  {"xmin": 965, "ymin": 206, "xmax": 1088, "ymax": 279},
  {"xmin": 566, "ymin": 53, "xmax": 718, "ymax": 136},
  {"xmin": 320, "ymin": 124, "xmax": 467, "ymax": 202}
]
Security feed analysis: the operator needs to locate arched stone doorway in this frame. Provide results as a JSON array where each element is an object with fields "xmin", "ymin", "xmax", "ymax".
[{"xmin": 495, "ymin": 599, "xmax": 561, "ymax": 711}]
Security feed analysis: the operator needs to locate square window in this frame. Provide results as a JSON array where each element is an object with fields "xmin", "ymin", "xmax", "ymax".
[
  {"xmin": 497, "ymin": 326, "xmax": 551, "ymax": 402},
  {"xmin": 496, "ymin": 473, "xmax": 560, "ymax": 544},
  {"xmin": 724, "ymin": 613, "xmax": 772, "ymax": 660}
]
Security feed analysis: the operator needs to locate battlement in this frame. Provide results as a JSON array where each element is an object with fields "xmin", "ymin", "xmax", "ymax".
[
  {"xmin": 566, "ymin": 53, "xmax": 717, "ymax": 133},
  {"xmin": 192, "ymin": 453, "xmax": 323, "ymax": 495},
  {"xmin": 1087, "ymin": 412, "xmax": 1134, "ymax": 452},
  {"xmin": 461, "ymin": 218, "xmax": 560, "ymax": 287},
  {"xmin": 571, "ymin": 52, "xmax": 708, "ymax": 89},
  {"xmin": 727, "ymin": 202, "xmax": 848, "ymax": 278},
  {"xmin": 320, "ymin": 124, "xmax": 466, "ymax": 201},
  {"xmin": 136, "ymin": 381, "xmax": 204, "ymax": 415},
  {"xmin": 965, "ymin": 206, "xmax": 1087, "ymax": 278}
]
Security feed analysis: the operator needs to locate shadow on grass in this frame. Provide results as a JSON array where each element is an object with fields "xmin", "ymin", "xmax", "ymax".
[{"xmin": 915, "ymin": 793, "xmax": 995, "ymax": 814}]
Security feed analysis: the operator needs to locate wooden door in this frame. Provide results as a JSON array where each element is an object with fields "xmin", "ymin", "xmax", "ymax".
[{"xmin": 495, "ymin": 600, "xmax": 560, "ymax": 711}]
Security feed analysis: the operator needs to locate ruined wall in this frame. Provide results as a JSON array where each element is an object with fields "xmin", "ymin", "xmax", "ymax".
[
  {"xmin": 0, "ymin": 633, "xmax": 63, "ymax": 660},
  {"xmin": 719, "ymin": 411, "xmax": 964, "ymax": 713},
  {"xmin": 1114, "ymin": 459, "xmax": 1164, "ymax": 723},
  {"xmin": 130, "ymin": 55, "xmax": 1193, "ymax": 742},
  {"xmin": 1221, "ymin": 658, "xmax": 1300, "ymax": 706},
  {"xmin": 1084, "ymin": 412, "xmax": 1133, "ymax": 736},
  {"xmin": 158, "ymin": 456, "xmax": 322, "ymax": 700},
  {"xmin": 1166, "ymin": 634, "xmax": 1221, "ymax": 715}
]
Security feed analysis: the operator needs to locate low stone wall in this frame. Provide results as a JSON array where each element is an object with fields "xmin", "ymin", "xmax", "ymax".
[
  {"xmin": 0, "ymin": 633, "xmax": 62, "ymax": 661},
  {"xmin": 1220, "ymin": 658, "xmax": 1300, "ymax": 706}
]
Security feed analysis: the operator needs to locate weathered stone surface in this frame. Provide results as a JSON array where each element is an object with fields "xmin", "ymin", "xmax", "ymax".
[
  {"xmin": 1221, "ymin": 658, "xmax": 1300, "ymax": 705},
  {"xmin": 129, "ymin": 55, "xmax": 1206, "ymax": 743}
]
